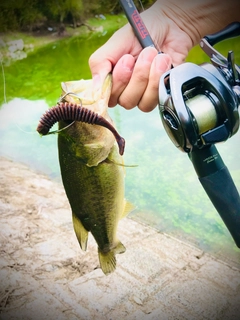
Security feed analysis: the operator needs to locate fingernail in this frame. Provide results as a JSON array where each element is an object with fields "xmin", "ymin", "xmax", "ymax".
[
  {"xmin": 121, "ymin": 55, "xmax": 134, "ymax": 72},
  {"xmin": 155, "ymin": 54, "xmax": 172, "ymax": 73},
  {"xmin": 141, "ymin": 47, "xmax": 158, "ymax": 62},
  {"xmin": 92, "ymin": 74, "xmax": 102, "ymax": 91}
]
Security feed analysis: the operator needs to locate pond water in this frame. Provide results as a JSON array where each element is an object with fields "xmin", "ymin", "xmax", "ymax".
[{"xmin": 0, "ymin": 31, "xmax": 240, "ymax": 267}]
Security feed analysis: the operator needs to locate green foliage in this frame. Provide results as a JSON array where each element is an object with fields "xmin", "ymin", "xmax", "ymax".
[
  {"xmin": 0, "ymin": 0, "xmax": 85, "ymax": 31},
  {"xmin": 0, "ymin": 0, "xmax": 44, "ymax": 32},
  {"xmin": 0, "ymin": 0, "xmax": 156, "ymax": 32},
  {"xmin": 93, "ymin": 0, "xmax": 154, "ymax": 15},
  {"xmin": 43, "ymin": 0, "xmax": 84, "ymax": 24},
  {"xmin": 0, "ymin": 25, "xmax": 239, "ymax": 265},
  {"xmin": 186, "ymin": 38, "xmax": 240, "ymax": 65}
]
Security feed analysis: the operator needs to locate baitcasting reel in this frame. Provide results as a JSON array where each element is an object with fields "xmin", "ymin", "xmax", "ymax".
[
  {"xmin": 119, "ymin": 0, "xmax": 240, "ymax": 247},
  {"xmin": 159, "ymin": 23, "xmax": 240, "ymax": 153},
  {"xmin": 159, "ymin": 22, "xmax": 240, "ymax": 247}
]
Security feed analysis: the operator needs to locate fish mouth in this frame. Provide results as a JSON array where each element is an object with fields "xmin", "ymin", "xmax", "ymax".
[{"xmin": 60, "ymin": 74, "xmax": 112, "ymax": 115}]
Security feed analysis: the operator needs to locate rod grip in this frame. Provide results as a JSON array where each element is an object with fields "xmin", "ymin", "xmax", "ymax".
[
  {"xmin": 189, "ymin": 145, "xmax": 240, "ymax": 247},
  {"xmin": 199, "ymin": 166, "xmax": 240, "ymax": 247}
]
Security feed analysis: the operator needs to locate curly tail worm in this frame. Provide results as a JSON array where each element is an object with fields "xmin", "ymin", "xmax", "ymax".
[{"xmin": 36, "ymin": 102, "xmax": 125, "ymax": 155}]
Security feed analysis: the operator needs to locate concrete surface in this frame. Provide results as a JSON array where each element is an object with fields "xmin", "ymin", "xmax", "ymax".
[{"xmin": 0, "ymin": 157, "xmax": 239, "ymax": 320}]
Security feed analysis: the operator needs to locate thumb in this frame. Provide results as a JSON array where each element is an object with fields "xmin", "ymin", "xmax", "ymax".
[
  {"xmin": 88, "ymin": 24, "xmax": 137, "ymax": 90},
  {"xmin": 91, "ymin": 62, "xmax": 112, "ymax": 92},
  {"xmin": 89, "ymin": 43, "xmax": 113, "ymax": 90}
]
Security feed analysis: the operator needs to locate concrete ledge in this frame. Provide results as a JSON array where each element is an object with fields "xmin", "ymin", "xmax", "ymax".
[{"xmin": 0, "ymin": 157, "xmax": 239, "ymax": 319}]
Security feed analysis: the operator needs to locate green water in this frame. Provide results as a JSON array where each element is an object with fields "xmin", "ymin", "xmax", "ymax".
[{"xmin": 0, "ymin": 32, "xmax": 239, "ymax": 267}]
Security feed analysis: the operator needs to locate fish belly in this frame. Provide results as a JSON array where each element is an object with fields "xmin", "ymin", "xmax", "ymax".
[{"xmin": 58, "ymin": 134, "xmax": 125, "ymax": 274}]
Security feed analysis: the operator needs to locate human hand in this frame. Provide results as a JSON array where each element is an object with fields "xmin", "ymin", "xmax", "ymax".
[
  {"xmin": 89, "ymin": 0, "xmax": 239, "ymax": 112},
  {"xmin": 89, "ymin": 7, "xmax": 191, "ymax": 112}
]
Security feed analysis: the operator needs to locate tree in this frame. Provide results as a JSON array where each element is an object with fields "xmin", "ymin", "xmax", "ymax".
[
  {"xmin": 43, "ymin": 0, "xmax": 83, "ymax": 27},
  {"xmin": 0, "ymin": 0, "xmax": 157, "ymax": 32},
  {"xmin": 0, "ymin": 0, "xmax": 43, "ymax": 32}
]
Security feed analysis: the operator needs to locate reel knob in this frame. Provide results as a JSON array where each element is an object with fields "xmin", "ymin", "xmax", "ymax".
[{"xmin": 159, "ymin": 62, "xmax": 239, "ymax": 152}]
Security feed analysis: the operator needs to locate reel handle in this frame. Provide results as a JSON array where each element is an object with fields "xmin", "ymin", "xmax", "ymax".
[
  {"xmin": 189, "ymin": 145, "xmax": 240, "ymax": 247},
  {"xmin": 204, "ymin": 22, "xmax": 240, "ymax": 46}
]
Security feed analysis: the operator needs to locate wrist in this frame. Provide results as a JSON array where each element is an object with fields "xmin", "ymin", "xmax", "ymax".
[{"xmin": 152, "ymin": 0, "xmax": 240, "ymax": 46}]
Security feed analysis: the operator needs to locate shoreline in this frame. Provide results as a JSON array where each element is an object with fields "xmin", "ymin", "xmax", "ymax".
[
  {"xmin": 0, "ymin": 14, "xmax": 127, "ymax": 65},
  {"xmin": 0, "ymin": 155, "xmax": 239, "ymax": 319}
]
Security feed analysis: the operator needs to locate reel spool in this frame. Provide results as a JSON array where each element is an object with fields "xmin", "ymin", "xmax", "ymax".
[
  {"xmin": 158, "ymin": 23, "xmax": 240, "ymax": 247},
  {"xmin": 118, "ymin": 0, "xmax": 240, "ymax": 247},
  {"xmin": 159, "ymin": 62, "xmax": 239, "ymax": 153}
]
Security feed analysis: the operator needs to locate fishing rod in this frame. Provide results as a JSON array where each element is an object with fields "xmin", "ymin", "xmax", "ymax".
[
  {"xmin": 119, "ymin": 0, "xmax": 240, "ymax": 247},
  {"xmin": 119, "ymin": 0, "xmax": 158, "ymax": 49}
]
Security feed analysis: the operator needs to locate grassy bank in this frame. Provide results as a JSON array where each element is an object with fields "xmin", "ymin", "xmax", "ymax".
[
  {"xmin": 0, "ymin": 14, "xmax": 127, "ymax": 45},
  {"xmin": 1, "ymin": 12, "xmax": 239, "ymax": 67},
  {"xmin": 0, "ymin": 14, "xmax": 127, "ymax": 64}
]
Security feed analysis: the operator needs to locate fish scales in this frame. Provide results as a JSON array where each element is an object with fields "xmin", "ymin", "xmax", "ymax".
[
  {"xmin": 37, "ymin": 75, "xmax": 132, "ymax": 275},
  {"xmin": 58, "ymin": 132, "xmax": 125, "ymax": 252},
  {"xmin": 54, "ymin": 75, "xmax": 132, "ymax": 275}
]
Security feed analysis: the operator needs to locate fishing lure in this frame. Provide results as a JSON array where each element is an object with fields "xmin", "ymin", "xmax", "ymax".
[{"xmin": 36, "ymin": 102, "xmax": 125, "ymax": 155}]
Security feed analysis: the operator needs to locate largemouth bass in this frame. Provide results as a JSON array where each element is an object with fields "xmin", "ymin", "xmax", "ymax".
[{"xmin": 37, "ymin": 74, "xmax": 132, "ymax": 275}]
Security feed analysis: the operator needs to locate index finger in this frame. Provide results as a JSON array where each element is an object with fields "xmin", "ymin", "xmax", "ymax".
[{"xmin": 88, "ymin": 24, "xmax": 142, "ymax": 88}]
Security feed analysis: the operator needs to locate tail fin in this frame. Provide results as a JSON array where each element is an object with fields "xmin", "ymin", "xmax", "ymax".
[
  {"xmin": 98, "ymin": 241, "xmax": 126, "ymax": 275},
  {"xmin": 72, "ymin": 212, "xmax": 88, "ymax": 251}
]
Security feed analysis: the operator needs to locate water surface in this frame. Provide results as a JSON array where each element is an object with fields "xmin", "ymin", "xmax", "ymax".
[{"xmin": 1, "ymin": 32, "xmax": 239, "ymax": 267}]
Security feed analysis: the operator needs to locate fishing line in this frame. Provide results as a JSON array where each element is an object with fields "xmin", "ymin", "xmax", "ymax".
[
  {"xmin": 41, "ymin": 92, "xmax": 83, "ymax": 135},
  {"xmin": 44, "ymin": 121, "xmax": 75, "ymax": 135},
  {"xmin": 123, "ymin": 0, "xmax": 161, "ymax": 53},
  {"xmin": 138, "ymin": 0, "xmax": 162, "ymax": 53},
  {"xmin": 57, "ymin": 91, "xmax": 82, "ymax": 104},
  {"xmin": 138, "ymin": 0, "xmax": 145, "ymax": 11},
  {"xmin": 0, "ymin": 59, "xmax": 80, "ymax": 136},
  {"xmin": 15, "ymin": 124, "xmax": 39, "ymax": 135},
  {"xmin": 0, "ymin": 58, "xmax": 40, "ymax": 135},
  {"xmin": 0, "ymin": 58, "xmax": 7, "ymax": 104}
]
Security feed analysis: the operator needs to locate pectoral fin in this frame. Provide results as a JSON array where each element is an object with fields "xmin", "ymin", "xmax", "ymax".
[
  {"xmin": 72, "ymin": 212, "xmax": 88, "ymax": 251},
  {"xmin": 98, "ymin": 242, "xmax": 126, "ymax": 275},
  {"xmin": 122, "ymin": 200, "xmax": 135, "ymax": 219}
]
